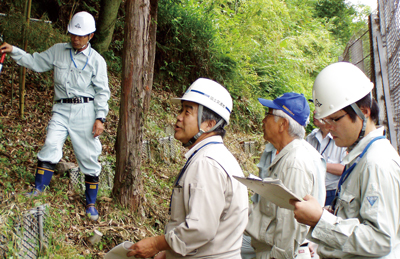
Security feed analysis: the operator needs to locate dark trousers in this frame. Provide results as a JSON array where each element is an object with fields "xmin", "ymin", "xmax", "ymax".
[{"xmin": 325, "ymin": 189, "xmax": 336, "ymax": 207}]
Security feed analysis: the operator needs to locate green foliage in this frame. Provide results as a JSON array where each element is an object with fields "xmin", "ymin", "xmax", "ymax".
[
  {"xmin": 1, "ymin": 13, "xmax": 69, "ymax": 53},
  {"xmin": 154, "ymin": 0, "xmax": 341, "ymax": 132},
  {"xmin": 311, "ymin": 0, "xmax": 367, "ymax": 45},
  {"xmin": 103, "ymin": 50, "xmax": 123, "ymax": 74},
  {"xmin": 0, "ymin": 0, "xmax": 366, "ymax": 132},
  {"xmin": 155, "ymin": 0, "xmax": 236, "ymax": 95}
]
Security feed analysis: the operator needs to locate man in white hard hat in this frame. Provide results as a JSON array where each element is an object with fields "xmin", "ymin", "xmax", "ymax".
[
  {"xmin": 291, "ymin": 62, "xmax": 400, "ymax": 258},
  {"xmin": 126, "ymin": 78, "xmax": 248, "ymax": 259},
  {"xmin": 244, "ymin": 92, "xmax": 326, "ymax": 259},
  {"xmin": 0, "ymin": 11, "xmax": 110, "ymax": 221}
]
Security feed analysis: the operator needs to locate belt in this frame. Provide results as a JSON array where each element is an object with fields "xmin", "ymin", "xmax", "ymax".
[{"xmin": 55, "ymin": 97, "xmax": 94, "ymax": 104}]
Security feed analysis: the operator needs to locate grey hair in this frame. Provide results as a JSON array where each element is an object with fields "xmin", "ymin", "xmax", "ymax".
[
  {"xmin": 201, "ymin": 105, "xmax": 227, "ymax": 138},
  {"xmin": 272, "ymin": 109, "xmax": 307, "ymax": 139}
]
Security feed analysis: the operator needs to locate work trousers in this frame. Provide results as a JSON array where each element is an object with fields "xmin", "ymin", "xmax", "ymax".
[{"xmin": 37, "ymin": 101, "xmax": 102, "ymax": 176}]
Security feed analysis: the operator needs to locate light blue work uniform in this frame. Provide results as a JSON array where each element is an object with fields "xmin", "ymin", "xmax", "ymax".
[{"xmin": 10, "ymin": 43, "xmax": 110, "ymax": 176}]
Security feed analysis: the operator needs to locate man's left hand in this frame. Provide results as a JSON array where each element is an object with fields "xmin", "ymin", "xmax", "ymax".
[
  {"xmin": 92, "ymin": 120, "xmax": 104, "ymax": 138},
  {"xmin": 126, "ymin": 235, "xmax": 170, "ymax": 258}
]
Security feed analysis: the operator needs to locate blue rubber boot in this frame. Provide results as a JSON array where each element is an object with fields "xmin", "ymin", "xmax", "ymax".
[
  {"xmin": 27, "ymin": 161, "xmax": 55, "ymax": 196},
  {"xmin": 85, "ymin": 175, "xmax": 99, "ymax": 221}
]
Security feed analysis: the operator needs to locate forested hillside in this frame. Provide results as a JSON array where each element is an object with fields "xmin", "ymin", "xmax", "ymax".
[{"xmin": 0, "ymin": 0, "xmax": 370, "ymax": 257}]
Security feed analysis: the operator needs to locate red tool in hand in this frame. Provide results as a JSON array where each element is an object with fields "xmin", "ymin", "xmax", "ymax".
[{"xmin": 0, "ymin": 53, "xmax": 6, "ymax": 73}]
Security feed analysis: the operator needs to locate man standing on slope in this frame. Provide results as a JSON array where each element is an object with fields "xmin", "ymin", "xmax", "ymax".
[
  {"xmin": 127, "ymin": 78, "xmax": 248, "ymax": 258},
  {"xmin": 0, "ymin": 11, "xmax": 110, "ymax": 221}
]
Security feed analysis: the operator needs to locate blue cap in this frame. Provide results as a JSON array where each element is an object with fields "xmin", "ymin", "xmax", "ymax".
[{"xmin": 258, "ymin": 92, "xmax": 310, "ymax": 126}]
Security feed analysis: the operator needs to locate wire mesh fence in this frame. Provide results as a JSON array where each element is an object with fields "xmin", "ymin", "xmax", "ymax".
[
  {"xmin": 380, "ymin": 0, "xmax": 400, "ymax": 151},
  {"xmin": 242, "ymin": 141, "xmax": 258, "ymax": 156},
  {"xmin": 70, "ymin": 133, "xmax": 180, "ymax": 191},
  {"xmin": 373, "ymin": 0, "xmax": 400, "ymax": 152},
  {"xmin": 340, "ymin": 29, "xmax": 373, "ymax": 80},
  {"xmin": 340, "ymin": 1, "xmax": 400, "ymax": 152},
  {"xmin": 15, "ymin": 204, "xmax": 49, "ymax": 259}
]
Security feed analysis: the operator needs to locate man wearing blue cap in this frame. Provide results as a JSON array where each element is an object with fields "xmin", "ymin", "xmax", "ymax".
[{"xmin": 244, "ymin": 92, "xmax": 326, "ymax": 259}]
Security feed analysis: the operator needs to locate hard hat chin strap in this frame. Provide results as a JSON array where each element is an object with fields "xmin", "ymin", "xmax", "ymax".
[
  {"xmin": 348, "ymin": 103, "xmax": 367, "ymax": 152},
  {"xmin": 182, "ymin": 104, "xmax": 225, "ymax": 148}
]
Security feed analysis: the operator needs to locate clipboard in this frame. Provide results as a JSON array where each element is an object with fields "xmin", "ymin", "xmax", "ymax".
[{"xmin": 233, "ymin": 175, "xmax": 303, "ymax": 210}]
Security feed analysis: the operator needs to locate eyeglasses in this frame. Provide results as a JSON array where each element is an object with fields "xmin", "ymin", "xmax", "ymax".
[{"xmin": 321, "ymin": 113, "xmax": 348, "ymax": 126}]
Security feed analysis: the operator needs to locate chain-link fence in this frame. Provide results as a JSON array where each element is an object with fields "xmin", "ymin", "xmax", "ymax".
[
  {"xmin": 0, "ymin": 204, "xmax": 49, "ymax": 258},
  {"xmin": 16, "ymin": 204, "xmax": 49, "ymax": 259},
  {"xmin": 378, "ymin": 0, "xmax": 400, "ymax": 152},
  {"xmin": 341, "ymin": 1, "xmax": 400, "ymax": 152},
  {"xmin": 70, "ymin": 126, "xmax": 181, "ymax": 191},
  {"xmin": 340, "ymin": 29, "xmax": 373, "ymax": 80}
]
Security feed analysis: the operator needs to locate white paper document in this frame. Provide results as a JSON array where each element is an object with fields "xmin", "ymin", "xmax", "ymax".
[
  {"xmin": 105, "ymin": 241, "xmax": 135, "ymax": 259},
  {"xmin": 233, "ymin": 175, "xmax": 303, "ymax": 210}
]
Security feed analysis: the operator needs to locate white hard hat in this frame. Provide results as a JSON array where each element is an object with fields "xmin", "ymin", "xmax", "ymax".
[
  {"xmin": 313, "ymin": 62, "xmax": 374, "ymax": 119},
  {"xmin": 172, "ymin": 78, "xmax": 233, "ymax": 124},
  {"xmin": 68, "ymin": 11, "xmax": 96, "ymax": 36}
]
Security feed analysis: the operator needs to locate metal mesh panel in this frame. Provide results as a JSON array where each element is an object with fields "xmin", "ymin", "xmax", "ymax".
[
  {"xmin": 142, "ymin": 140, "xmax": 152, "ymax": 161},
  {"xmin": 70, "ymin": 134, "xmax": 176, "ymax": 191},
  {"xmin": 69, "ymin": 166, "xmax": 114, "ymax": 192},
  {"xmin": 243, "ymin": 141, "xmax": 257, "ymax": 156},
  {"xmin": 100, "ymin": 159, "xmax": 115, "ymax": 191},
  {"xmin": 159, "ymin": 136, "xmax": 176, "ymax": 160},
  {"xmin": 340, "ymin": 30, "xmax": 373, "ymax": 80},
  {"xmin": 380, "ymin": 0, "xmax": 400, "ymax": 151},
  {"xmin": 69, "ymin": 167, "xmax": 85, "ymax": 191},
  {"xmin": 15, "ymin": 204, "xmax": 49, "ymax": 259}
]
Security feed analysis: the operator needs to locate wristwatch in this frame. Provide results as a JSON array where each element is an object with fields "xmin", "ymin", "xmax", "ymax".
[{"xmin": 96, "ymin": 118, "xmax": 106, "ymax": 123}]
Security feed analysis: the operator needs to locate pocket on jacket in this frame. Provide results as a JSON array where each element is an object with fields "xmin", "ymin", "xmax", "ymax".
[
  {"xmin": 259, "ymin": 197, "xmax": 276, "ymax": 217},
  {"xmin": 336, "ymin": 190, "xmax": 359, "ymax": 217},
  {"xmin": 186, "ymin": 183, "xmax": 204, "ymax": 221},
  {"xmin": 53, "ymin": 61, "xmax": 69, "ymax": 85},
  {"xmin": 78, "ymin": 68, "xmax": 93, "ymax": 91},
  {"xmin": 170, "ymin": 186, "xmax": 183, "ymax": 220}
]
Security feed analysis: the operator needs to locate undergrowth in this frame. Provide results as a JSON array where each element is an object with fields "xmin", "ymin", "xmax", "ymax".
[{"xmin": 0, "ymin": 60, "xmax": 262, "ymax": 258}]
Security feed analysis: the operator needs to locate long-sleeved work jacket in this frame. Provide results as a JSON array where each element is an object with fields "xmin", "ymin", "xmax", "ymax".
[
  {"xmin": 246, "ymin": 139, "xmax": 326, "ymax": 259},
  {"xmin": 165, "ymin": 135, "xmax": 249, "ymax": 258},
  {"xmin": 10, "ymin": 43, "xmax": 110, "ymax": 119},
  {"xmin": 9, "ymin": 42, "xmax": 110, "ymax": 175},
  {"xmin": 308, "ymin": 127, "xmax": 400, "ymax": 258}
]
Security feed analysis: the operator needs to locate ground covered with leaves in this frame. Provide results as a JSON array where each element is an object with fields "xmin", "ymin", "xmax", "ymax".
[{"xmin": 0, "ymin": 61, "xmax": 263, "ymax": 258}]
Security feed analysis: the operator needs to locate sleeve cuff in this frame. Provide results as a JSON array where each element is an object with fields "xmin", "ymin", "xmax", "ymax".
[
  {"xmin": 95, "ymin": 112, "xmax": 106, "ymax": 119},
  {"xmin": 10, "ymin": 46, "xmax": 23, "ymax": 56},
  {"xmin": 311, "ymin": 209, "xmax": 337, "ymax": 240}
]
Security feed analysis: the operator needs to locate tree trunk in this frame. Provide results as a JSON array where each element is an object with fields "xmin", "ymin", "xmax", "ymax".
[
  {"xmin": 92, "ymin": 0, "xmax": 122, "ymax": 54},
  {"xmin": 19, "ymin": 0, "xmax": 32, "ymax": 119},
  {"xmin": 112, "ymin": 0, "xmax": 158, "ymax": 212}
]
